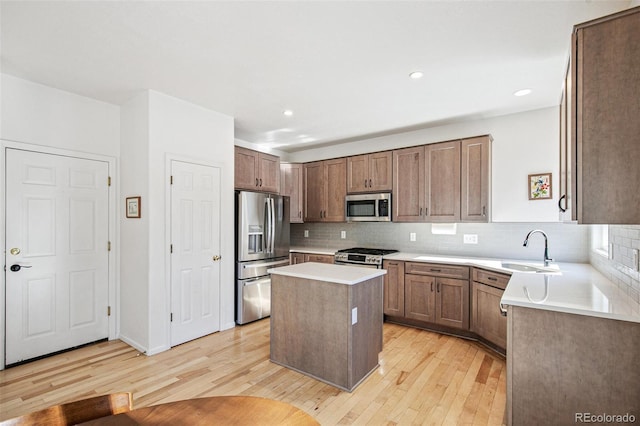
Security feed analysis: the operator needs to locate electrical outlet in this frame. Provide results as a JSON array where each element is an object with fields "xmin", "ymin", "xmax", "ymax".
[
  {"xmin": 633, "ymin": 249, "xmax": 639, "ymax": 272},
  {"xmin": 341, "ymin": 230, "xmax": 346, "ymax": 239},
  {"xmin": 351, "ymin": 307, "xmax": 358, "ymax": 325},
  {"xmin": 304, "ymin": 230, "xmax": 309, "ymax": 238},
  {"xmin": 463, "ymin": 234, "xmax": 478, "ymax": 244},
  {"xmin": 410, "ymin": 232, "xmax": 416, "ymax": 242},
  {"xmin": 609, "ymin": 243, "xmax": 614, "ymax": 260}
]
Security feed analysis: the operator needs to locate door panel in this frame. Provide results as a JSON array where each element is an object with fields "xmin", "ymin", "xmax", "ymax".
[
  {"xmin": 5, "ymin": 149, "xmax": 109, "ymax": 365},
  {"xmin": 170, "ymin": 160, "xmax": 221, "ymax": 347}
]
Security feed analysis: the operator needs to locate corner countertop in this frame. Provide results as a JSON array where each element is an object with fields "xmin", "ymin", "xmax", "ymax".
[
  {"xmin": 383, "ymin": 252, "xmax": 640, "ymax": 324},
  {"xmin": 268, "ymin": 262, "xmax": 386, "ymax": 285}
]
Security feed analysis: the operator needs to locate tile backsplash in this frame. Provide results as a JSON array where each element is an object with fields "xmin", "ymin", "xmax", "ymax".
[
  {"xmin": 291, "ymin": 222, "xmax": 590, "ymax": 263},
  {"xmin": 590, "ymin": 225, "xmax": 640, "ymax": 304}
]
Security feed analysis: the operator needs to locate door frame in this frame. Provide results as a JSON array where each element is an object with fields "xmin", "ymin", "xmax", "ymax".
[
  {"xmin": 1, "ymin": 140, "xmax": 118, "ymax": 370},
  {"xmin": 164, "ymin": 154, "xmax": 225, "ymax": 348}
]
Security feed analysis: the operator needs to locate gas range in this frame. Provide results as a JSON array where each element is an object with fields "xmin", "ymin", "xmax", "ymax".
[{"xmin": 334, "ymin": 247, "xmax": 398, "ymax": 268}]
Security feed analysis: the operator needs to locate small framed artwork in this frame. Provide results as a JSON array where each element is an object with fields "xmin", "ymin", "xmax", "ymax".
[
  {"xmin": 528, "ymin": 173, "xmax": 552, "ymax": 200},
  {"xmin": 126, "ymin": 196, "xmax": 141, "ymax": 218}
]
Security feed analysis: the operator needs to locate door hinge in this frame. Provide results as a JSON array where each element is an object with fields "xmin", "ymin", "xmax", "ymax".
[
  {"xmin": 170, "ymin": 175, "xmax": 174, "ymax": 185},
  {"xmin": 170, "ymin": 313, "xmax": 173, "ymax": 322},
  {"xmin": 107, "ymin": 241, "xmax": 111, "ymax": 251},
  {"xmin": 107, "ymin": 306, "xmax": 111, "ymax": 316},
  {"xmin": 108, "ymin": 176, "xmax": 112, "ymax": 186}
]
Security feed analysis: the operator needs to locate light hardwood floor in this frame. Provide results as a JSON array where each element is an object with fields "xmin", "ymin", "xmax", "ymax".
[{"xmin": 0, "ymin": 320, "xmax": 506, "ymax": 425}]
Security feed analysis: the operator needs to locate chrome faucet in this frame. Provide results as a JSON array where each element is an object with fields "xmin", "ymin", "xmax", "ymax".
[{"xmin": 523, "ymin": 229, "xmax": 553, "ymax": 266}]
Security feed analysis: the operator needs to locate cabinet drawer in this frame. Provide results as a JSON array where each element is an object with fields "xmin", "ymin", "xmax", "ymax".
[
  {"xmin": 472, "ymin": 268, "xmax": 510, "ymax": 290},
  {"xmin": 405, "ymin": 262, "xmax": 469, "ymax": 279}
]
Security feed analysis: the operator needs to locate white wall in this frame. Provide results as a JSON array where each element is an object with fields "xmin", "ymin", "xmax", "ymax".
[
  {"xmin": 286, "ymin": 107, "xmax": 560, "ymax": 222},
  {"xmin": 119, "ymin": 92, "xmax": 150, "ymax": 352},
  {"xmin": 1, "ymin": 74, "xmax": 120, "ymax": 157}
]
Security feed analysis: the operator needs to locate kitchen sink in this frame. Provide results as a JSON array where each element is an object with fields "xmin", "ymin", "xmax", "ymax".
[{"xmin": 500, "ymin": 261, "xmax": 560, "ymax": 274}]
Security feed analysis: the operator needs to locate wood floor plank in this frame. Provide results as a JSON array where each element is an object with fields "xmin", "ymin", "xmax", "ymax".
[{"xmin": 0, "ymin": 320, "xmax": 506, "ymax": 425}]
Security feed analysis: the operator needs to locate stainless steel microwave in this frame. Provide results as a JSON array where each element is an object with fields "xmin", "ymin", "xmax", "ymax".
[{"xmin": 345, "ymin": 193, "xmax": 391, "ymax": 222}]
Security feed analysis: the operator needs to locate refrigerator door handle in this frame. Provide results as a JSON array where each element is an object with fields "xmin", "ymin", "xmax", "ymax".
[
  {"xmin": 270, "ymin": 198, "xmax": 276, "ymax": 253},
  {"xmin": 263, "ymin": 197, "xmax": 270, "ymax": 254},
  {"xmin": 242, "ymin": 259, "xmax": 290, "ymax": 269}
]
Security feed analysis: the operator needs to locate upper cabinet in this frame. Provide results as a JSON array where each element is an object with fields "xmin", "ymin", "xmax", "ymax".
[
  {"xmin": 346, "ymin": 151, "xmax": 393, "ymax": 193},
  {"xmin": 568, "ymin": 7, "xmax": 640, "ymax": 224},
  {"xmin": 304, "ymin": 158, "xmax": 346, "ymax": 222},
  {"xmin": 234, "ymin": 146, "xmax": 280, "ymax": 193},
  {"xmin": 280, "ymin": 163, "xmax": 304, "ymax": 223},
  {"xmin": 393, "ymin": 136, "xmax": 491, "ymax": 223}
]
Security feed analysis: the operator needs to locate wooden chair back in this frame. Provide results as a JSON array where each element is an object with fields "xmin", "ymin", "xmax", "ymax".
[{"xmin": 0, "ymin": 392, "xmax": 133, "ymax": 425}]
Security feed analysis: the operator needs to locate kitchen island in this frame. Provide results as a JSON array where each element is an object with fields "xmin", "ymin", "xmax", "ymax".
[
  {"xmin": 268, "ymin": 262, "xmax": 386, "ymax": 392},
  {"xmin": 501, "ymin": 263, "xmax": 640, "ymax": 425}
]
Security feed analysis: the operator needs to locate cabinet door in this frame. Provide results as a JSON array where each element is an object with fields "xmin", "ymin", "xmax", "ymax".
[
  {"xmin": 383, "ymin": 260, "xmax": 405, "ymax": 316},
  {"xmin": 461, "ymin": 136, "xmax": 491, "ymax": 222},
  {"xmin": 392, "ymin": 146, "xmax": 425, "ymax": 222},
  {"xmin": 304, "ymin": 254, "xmax": 334, "ymax": 264},
  {"xmin": 435, "ymin": 277, "xmax": 469, "ymax": 330},
  {"xmin": 425, "ymin": 141, "xmax": 460, "ymax": 222},
  {"xmin": 281, "ymin": 163, "xmax": 304, "ymax": 223},
  {"xmin": 234, "ymin": 147, "xmax": 259, "ymax": 190},
  {"xmin": 574, "ymin": 9, "xmax": 640, "ymax": 223},
  {"xmin": 471, "ymin": 281, "xmax": 506, "ymax": 349},
  {"xmin": 405, "ymin": 274, "xmax": 436, "ymax": 322},
  {"xmin": 258, "ymin": 152, "xmax": 280, "ymax": 193},
  {"xmin": 304, "ymin": 162, "xmax": 324, "ymax": 222},
  {"xmin": 323, "ymin": 158, "xmax": 347, "ymax": 222},
  {"xmin": 368, "ymin": 151, "xmax": 393, "ymax": 192},
  {"xmin": 346, "ymin": 154, "xmax": 369, "ymax": 193},
  {"xmin": 290, "ymin": 252, "xmax": 305, "ymax": 265}
]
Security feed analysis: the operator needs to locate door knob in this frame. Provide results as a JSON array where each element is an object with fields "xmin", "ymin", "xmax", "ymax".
[
  {"xmin": 212, "ymin": 255, "xmax": 221, "ymax": 261},
  {"xmin": 10, "ymin": 264, "xmax": 31, "ymax": 272},
  {"xmin": 10, "ymin": 248, "xmax": 21, "ymax": 255}
]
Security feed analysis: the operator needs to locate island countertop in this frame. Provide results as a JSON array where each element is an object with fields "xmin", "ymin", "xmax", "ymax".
[{"xmin": 268, "ymin": 262, "xmax": 386, "ymax": 285}]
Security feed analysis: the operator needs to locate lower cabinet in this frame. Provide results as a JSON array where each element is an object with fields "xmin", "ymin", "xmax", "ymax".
[
  {"xmin": 383, "ymin": 260, "xmax": 509, "ymax": 353},
  {"xmin": 290, "ymin": 252, "xmax": 335, "ymax": 265},
  {"xmin": 470, "ymin": 268, "xmax": 509, "ymax": 349}
]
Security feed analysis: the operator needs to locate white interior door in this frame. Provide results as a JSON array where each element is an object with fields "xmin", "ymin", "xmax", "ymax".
[
  {"xmin": 5, "ymin": 149, "xmax": 109, "ymax": 365},
  {"xmin": 170, "ymin": 160, "xmax": 221, "ymax": 346}
]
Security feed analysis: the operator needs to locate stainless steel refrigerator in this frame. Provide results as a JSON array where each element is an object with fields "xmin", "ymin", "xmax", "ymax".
[{"xmin": 235, "ymin": 191, "xmax": 290, "ymax": 324}]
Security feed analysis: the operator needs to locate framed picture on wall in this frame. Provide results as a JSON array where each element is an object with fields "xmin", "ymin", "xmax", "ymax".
[
  {"xmin": 126, "ymin": 196, "xmax": 141, "ymax": 218},
  {"xmin": 528, "ymin": 173, "xmax": 552, "ymax": 200}
]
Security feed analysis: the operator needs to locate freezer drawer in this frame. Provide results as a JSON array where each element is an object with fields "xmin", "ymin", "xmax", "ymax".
[{"xmin": 236, "ymin": 276, "xmax": 271, "ymax": 325}]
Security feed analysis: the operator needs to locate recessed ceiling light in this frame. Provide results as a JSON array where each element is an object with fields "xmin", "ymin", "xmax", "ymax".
[
  {"xmin": 513, "ymin": 88, "xmax": 532, "ymax": 97},
  {"xmin": 409, "ymin": 71, "xmax": 424, "ymax": 79},
  {"xmin": 283, "ymin": 110, "xmax": 293, "ymax": 116}
]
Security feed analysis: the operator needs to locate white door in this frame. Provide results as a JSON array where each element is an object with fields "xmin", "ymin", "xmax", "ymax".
[
  {"xmin": 5, "ymin": 149, "xmax": 110, "ymax": 365},
  {"xmin": 170, "ymin": 160, "xmax": 221, "ymax": 346}
]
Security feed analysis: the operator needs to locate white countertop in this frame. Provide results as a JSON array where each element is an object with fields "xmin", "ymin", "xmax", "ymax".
[
  {"xmin": 268, "ymin": 262, "xmax": 386, "ymax": 285},
  {"xmin": 384, "ymin": 252, "xmax": 640, "ymax": 324},
  {"xmin": 289, "ymin": 246, "xmax": 340, "ymax": 256}
]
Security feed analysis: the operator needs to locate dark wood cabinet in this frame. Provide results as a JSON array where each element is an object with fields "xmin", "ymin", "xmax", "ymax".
[
  {"xmin": 347, "ymin": 151, "xmax": 393, "ymax": 193},
  {"xmin": 392, "ymin": 136, "xmax": 491, "ymax": 223},
  {"xmin": 280, "ymin": 163, "xmax": 304, "ymax": 223},
  {"xmin": 235, "ymin": 146, "xmax": 280, "ymax": 193},
  {"xmin": 383, "ymin": 260, "xmax": 405, "ymax": 317},
  {"xmin": 303, "ymin": 158, "xmax": 346, "ymax": 222},
  {"xmin": 570, "ymin": 7, "xmax": 640, "ymax": 224}
]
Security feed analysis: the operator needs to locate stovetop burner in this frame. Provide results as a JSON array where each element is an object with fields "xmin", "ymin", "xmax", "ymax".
[{"xmin": 335, "ymin": 247, "xmax": 398, "ymax": 256}]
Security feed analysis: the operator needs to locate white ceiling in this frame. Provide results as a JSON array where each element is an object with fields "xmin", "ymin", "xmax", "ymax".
[{"xmin": 0, "ymin": 1, "xmax": 631, "ymax": 152}]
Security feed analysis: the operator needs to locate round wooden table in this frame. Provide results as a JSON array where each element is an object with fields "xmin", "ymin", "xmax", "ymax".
[{"xmin": 80, "ymin": 396, "xmax": 319, "ymax": 425}]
